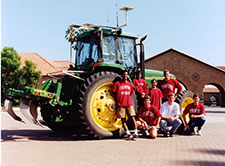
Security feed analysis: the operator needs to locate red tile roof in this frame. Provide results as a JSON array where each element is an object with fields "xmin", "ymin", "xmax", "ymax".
[
  {"xmin": 217, "ymin": 66, "xmax": 225, "ymax": 71},
  {"xmin": 54, "ymin": 61, "xmax": 74, "ymax": 71},
  {"xmin": 19, "ymin": 53, "xmax": 74, "ymax": 75}
]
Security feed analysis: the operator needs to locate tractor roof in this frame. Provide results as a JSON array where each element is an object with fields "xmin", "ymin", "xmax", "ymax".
[{"xmin": 77, "ymin": 25, "xmax": 139, "ymax": 39}]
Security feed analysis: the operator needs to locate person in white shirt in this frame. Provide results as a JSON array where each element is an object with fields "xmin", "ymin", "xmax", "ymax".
[{"xmin": 160, "ymin": 93, "xmax": 182, "ymax": 137}]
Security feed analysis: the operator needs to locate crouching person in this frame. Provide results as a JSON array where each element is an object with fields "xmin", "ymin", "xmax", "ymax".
[
  {"xmin": 160, "ymin": 93, "xmax": 182, "ymax": 137},
  {"xmin": 183, "ymin": 94, "xmax": 206, "ymax": 136},
  {"xmin": 137, "ymin": 96, "xmax": 161, "ymax": 139}
]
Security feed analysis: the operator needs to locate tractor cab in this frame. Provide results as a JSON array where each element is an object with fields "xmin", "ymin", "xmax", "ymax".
[{"xmin": 75, "ymin": 26, "xmax": 139, "ymax": 77}]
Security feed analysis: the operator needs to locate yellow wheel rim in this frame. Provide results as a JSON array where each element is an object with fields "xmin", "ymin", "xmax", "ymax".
[
  {"xmin": 90, "ymin": 82, "xmax": 122, "ymax": 131},
  {"xmin": 181, "ymin": 97, "xmax": 194, "ymax": 122}
]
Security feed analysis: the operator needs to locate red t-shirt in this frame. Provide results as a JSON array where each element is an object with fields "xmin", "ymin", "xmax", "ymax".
[
  {"xmin": 133, "ymin": 78, "xmax": 149, "ymax": 95},
  {"xmin": 149, "ymin": 88, "xmax": 163, "ymax": 110},
  {"xmin": 183, "ymin": 103, "xmax": 205, "ymax": 121},
  {"xmin": 158, "ymin": 78, "xmax": 182, "ymax": 99},
  {"xmin": 137, "ymin": 105, "xmax": 161, "ymax": 126},
  {"xmin": 111, "ymin": 80, "xmax": 134, "ymax": 107}
]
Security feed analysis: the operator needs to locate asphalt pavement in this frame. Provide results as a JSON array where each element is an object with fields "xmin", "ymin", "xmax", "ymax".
[{"xmin": 1, "ymin": 107, "xmax": 225, "ymax": 166}]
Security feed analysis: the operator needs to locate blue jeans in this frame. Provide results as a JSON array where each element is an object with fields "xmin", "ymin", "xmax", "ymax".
[
  {"xmin": 160, "ymin": 119, "xmax": 182, "ymax": 134},
  {"xmin": 184, "ymin": 117, "xmax": 206, "ymax": 135}
]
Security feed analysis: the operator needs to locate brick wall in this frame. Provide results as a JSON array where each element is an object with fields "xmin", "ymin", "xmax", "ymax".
[{"xmin": 145, "ymin": 49, "xmax": 225, "ymax": 107}]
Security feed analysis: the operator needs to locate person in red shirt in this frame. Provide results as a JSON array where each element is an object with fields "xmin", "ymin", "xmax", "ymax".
[
  {"xmin": 133, "ymin": 71, "xmax": 149, "ymax": 98},
  {"xmin": 133, "ymin": 71, "xmax": 149, "ymax": 108},
  {"xmin": 111, "ymin": 70, "xmax": 138, "ymax": 140},
  {"xmin": 137, "ymin": 96, "xmax": 161, "ymax": 139},
  {"xmin": 149, "ymin": 79, "xmax": 163, "ymax": 110},
  {"xmin": 158, "ymin": 69, "xmax": 182, "ymax": 103},
  {"xmin": 182, "ymin": 94, "xmax": 206, "ymax": 136}
]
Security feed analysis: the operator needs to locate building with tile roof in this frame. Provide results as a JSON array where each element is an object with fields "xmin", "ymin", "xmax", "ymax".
[
  {"xmin": 145, "ymin": 48, "xmax": 225, "ymax": 107},
  {"xmin": 19, "ymin": 53, "xmax": 74, "ymax": 87}
]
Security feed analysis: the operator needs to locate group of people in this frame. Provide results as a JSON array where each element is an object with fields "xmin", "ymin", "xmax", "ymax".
[{"xmin": 111, "ymin": 69, "xmax": 206, "ymax": 141}]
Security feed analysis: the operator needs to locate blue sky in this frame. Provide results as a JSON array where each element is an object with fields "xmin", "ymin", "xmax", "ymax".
[{"xmin": 2, "ymin": 0, "xmax": 225, "ymax": 66}]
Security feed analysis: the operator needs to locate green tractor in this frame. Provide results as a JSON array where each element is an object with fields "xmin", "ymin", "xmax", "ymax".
[{"xmin": 4, "ymin": 25, "xmax": 194, "ymax": 138}]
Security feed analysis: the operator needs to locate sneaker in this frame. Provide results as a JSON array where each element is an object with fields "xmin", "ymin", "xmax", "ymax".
[
  {"xmin": 163, "ymin": 133, "xmax": 168, "ymax": 137},
  {"xmin": 197, "ymin": 130, "xmax": 202, "ymax": 136},
  {"xmin": 163, "ymin": 131, "xmax": 169, "ymax": 137},
  {"xmin": 132, "ymin": 134, "xmax": 138, "ymax": 141},
  {"xmin": 126, "ymin": 134, "xmax": 133, "ymax": 140},
  {"xmin": 142, "ymin": 129, "xmax": 150, "ymax": 137},
  {"xmin": 169, "ymin": 132, "xmax": 174, "ymax": 137},
  {"xmin": 194, "ymin": 127, "xmax": 198, "ymax": 135},
  {"xmin": 144, "ymin": 130, "xmax": 150, "ymax": 137},
  {"xmin": 163, "ymin": 130, "xmax": 169, "ymax": 137}
]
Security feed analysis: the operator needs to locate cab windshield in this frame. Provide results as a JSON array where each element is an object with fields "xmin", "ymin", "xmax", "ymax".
[
  {"xmin": 76, "ymin": 35, "xmax": 137, "ymax": 69},
  {"xmin": 102, "ymin": 36, "xmax": 136, "ymax": 68}
]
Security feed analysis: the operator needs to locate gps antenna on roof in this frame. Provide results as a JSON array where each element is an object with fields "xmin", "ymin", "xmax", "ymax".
[{"xmin": 118, "ymin": 7, "xmax": 133, "ymax": 27}]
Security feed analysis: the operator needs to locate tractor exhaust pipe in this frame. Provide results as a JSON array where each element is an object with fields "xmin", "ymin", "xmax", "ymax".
[{"xmin": 140, "ymin": 35, "xmax": 147, "ymax": 79}]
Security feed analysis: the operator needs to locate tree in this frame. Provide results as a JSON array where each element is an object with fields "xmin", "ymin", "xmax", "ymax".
[
  {"xmin": 1, "ymin": 47, "xmax": 40, "ymax": 102},
  {"xmin": 65, "ymin": 26, "xmax": 78, "ymax": 63},
  {"xmin": 1, "ymin": 47, "xmax": 21, "ymax": 90},
  {"xmin": 19, "ymin": 60, "xmax": 40, "ymax": 89}
]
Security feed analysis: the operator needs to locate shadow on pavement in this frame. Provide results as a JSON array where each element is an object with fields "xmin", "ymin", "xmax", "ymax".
[
  {"xmin": 1, "ymin": 129, "xmax": 99, "ymax": 142},
  {"xmin": 176, "ymin": 160, "xmax": 225, "ymax": 166},
  {"xmin": 176, "ymin": 149, "xmax": 225, "ymax": 166},
  {"xmin": 195, "ymin": 149, "xmax": 225, "ymax": 156},
  {"xmin": 205, "ymin": 110, "xmax": 225, "ymax": 114}
]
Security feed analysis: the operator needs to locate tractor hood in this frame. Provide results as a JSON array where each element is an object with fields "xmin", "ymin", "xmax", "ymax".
[{"xmin": 144, "ymin": 69, "xmax": 176, "ymax": 88}]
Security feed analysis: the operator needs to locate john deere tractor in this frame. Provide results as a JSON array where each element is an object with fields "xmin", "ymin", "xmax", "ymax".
[{"xmin": 4, "ymin": 25, "xmax": 194, "ymax": 138}]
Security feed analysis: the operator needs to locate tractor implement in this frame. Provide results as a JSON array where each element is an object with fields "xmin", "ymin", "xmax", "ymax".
[
  {"xmin": 4, "ymin": 99, "xmax": 24, "ymax": 123},
  {"xmin": 19, "ymin": 99, "xmax": 43, "ymax": 127},
  {"xmin": 4, "ymin": 79, "xmax": 65, "ymax": 126}
]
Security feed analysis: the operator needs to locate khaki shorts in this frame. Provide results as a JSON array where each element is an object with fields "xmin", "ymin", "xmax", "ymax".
[{"xmin": 117, "ymin": 106, "xmax": 136, "ymax": 119}]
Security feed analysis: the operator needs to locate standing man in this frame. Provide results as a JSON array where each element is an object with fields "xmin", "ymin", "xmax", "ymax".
[
  {"xmin": 158, "ymin": 69, "xmax": 182, "ymax": 103},
  {"xmin": 111, "ymin": 70, "xmax": 138, "ymax": 140},
  {"xmin": 149, "ymin": 79, "xmax": 163, "ymax": 110},
  {"xmin": 133, "ymin": 70, "xmax": 149, "ymax": 98},
  {"xmin": 133, "ymin": 70, "xmax": 149, "ymax": 108},
  {"xmin": 160, "ymin": 93, "xmax": 182, "ymax": 137},
  {"xmin": 183, "ymin": 94, "xmax": 206, "ymax": 136},
  {"xmin": 137, "ymin": 96, "xmax": 161, "ymax": 139}
]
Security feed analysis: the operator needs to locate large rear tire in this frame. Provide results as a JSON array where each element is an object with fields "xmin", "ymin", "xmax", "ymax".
[
  {"xmin": 176, "ymin": 90, "xmax": 194, "ymax": 133},
  {"xmin": 77, "ymin": 71, "xmax": 137, "ymax": 138}
]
